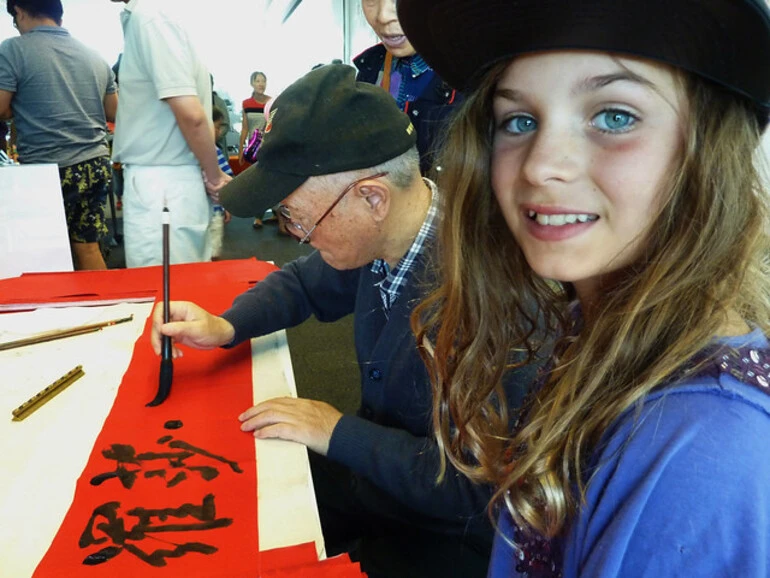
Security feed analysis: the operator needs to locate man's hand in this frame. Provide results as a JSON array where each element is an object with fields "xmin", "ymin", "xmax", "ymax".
[
  {"xmin": 203, "ymin": 170, "xmax": 232, "ymax": 203},
  {"xmin": 239, "ymin": 398, "xmax": 343, "ymax": 456},
  {"xmin": 151, "ymin": 300, "xmax": 235, "ymax": 358}
]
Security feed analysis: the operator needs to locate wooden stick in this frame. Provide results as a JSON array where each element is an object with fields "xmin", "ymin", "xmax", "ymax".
[{"xmin": 0, "ymin": 315, "xmax": 133, "ymax": 351}]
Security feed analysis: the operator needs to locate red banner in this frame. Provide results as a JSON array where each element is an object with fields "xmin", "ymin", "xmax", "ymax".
[
  {"xmin": 29, "ymin": 260, "xmax": 273, "ymax": 577},
  {"xmin": 1, "ymin": 260, "xmax": 365, "ymax": 577}
]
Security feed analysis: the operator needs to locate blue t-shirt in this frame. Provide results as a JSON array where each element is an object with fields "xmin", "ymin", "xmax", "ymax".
[{"xmin": 490, "ymin": 329, "xmax": 770, "ymax": 577}]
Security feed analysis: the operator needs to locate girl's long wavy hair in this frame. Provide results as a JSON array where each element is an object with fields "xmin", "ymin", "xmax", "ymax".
[{"xmin": 412, "ymin": 59, "xmax": 770, "ymax": 538}]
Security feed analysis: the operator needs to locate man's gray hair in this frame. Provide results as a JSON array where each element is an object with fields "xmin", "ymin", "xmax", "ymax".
[{"xmin": 307, "ymin": 146, "xmax": 421, "ymax": 194}]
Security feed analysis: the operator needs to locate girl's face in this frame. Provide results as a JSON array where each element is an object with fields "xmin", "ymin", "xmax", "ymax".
[
  {"xmin": 252, "ymin": 74, "xmax": 267, "ymax": 93},
  {"xmin": 491, "ymin": 51, "xmax": 685, "ymax": 302}
]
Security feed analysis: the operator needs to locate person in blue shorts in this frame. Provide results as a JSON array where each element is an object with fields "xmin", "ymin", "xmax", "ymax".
[{"xmin": 401, "ymin": 0, "xmax": 770, "ymax": 576}]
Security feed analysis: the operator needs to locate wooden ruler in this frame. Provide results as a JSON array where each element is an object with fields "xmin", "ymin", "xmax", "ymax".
[{"xmin": 11, "ymin": 365, "xmax": 85, "ymax": 421}]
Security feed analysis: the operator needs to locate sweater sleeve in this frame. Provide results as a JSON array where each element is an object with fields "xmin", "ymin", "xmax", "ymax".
[
  {"xmin": 565, "ymin": 386, "xmax": 770, "ymax": 577},
  {"xmin": 327, "ymin": 361, "xmax": 538, "ymax": 523},
  {"xmin": 220, "ymin": 251, "xmax": 361, "ymax": 346},
  {"xmin": 328, "ymin": 414, "xmax": 494, "ymax": 522}
]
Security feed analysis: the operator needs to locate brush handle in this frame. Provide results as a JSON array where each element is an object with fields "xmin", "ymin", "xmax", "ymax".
[{"xmin": 148, "ymin": 207, "xmax": 174, "ymax": 407}]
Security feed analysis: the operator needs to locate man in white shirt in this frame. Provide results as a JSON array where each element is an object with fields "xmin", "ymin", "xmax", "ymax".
[{"xmin": 110, "ymin": 0, "xmax": 231, "ymax": 267}]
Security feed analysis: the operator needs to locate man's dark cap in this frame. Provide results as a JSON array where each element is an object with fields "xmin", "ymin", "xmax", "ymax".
[
  {"xmin": 220, "ymin": 64, "xmax": 416, "ymax": 218},
  {"xmin": 398, "ymin": 0, "xmax": 770, "ymax": 126}
]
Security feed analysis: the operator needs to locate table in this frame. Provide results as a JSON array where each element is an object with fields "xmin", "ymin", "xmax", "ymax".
[{"xmin": 0, "ymin": 271, "xmax": 325, "ymax": 576}]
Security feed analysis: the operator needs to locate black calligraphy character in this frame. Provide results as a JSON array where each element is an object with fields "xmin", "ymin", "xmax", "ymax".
[
  {"xmin": 80, "ymin": 494, "xmax": 232, "ymax": 567},
  {"xmin": 89, "ymin": 436, "xmax": 242, "ymax": 489}
]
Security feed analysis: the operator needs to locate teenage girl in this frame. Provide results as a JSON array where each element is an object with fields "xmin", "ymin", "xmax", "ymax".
[{"xmin": 401, "ymin": 0, "xmax": 770, "ymax": 575}]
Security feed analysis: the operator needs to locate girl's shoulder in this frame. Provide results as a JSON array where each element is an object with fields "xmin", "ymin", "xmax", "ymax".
[
  {"xmin": 567, "ymin": 331, "xmax": 770, "ymax": 577},
  {"xmin": 645, "ymin": 328, "xmax": 770, "ymax": 419},
  {"xmin": 586, "ymin": 330, "xmax": 770, "ymax": 501},
  {"xmin": 591, "ymin": 328, "xmax": 770, "ymax": 496}
]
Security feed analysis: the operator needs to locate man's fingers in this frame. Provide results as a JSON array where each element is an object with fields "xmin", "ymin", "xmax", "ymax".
[
  {"xmin": 239, "ymin": 403, "xmax": 295, "ymax": 432},
  {"xmin": 252, "ymin": 422, "xmax": 299, "ymax": 443},
  {"xmin": 238, "ymin": 397, "xmax": 292, "ymax": 422},
  {"xmin": 160, "ymin": 320, "xmax": 189, "ymax": 338}
]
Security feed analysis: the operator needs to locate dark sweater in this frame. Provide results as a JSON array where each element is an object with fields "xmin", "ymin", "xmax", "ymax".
[
  {"xmin": 220, "ymin": 250, "xmax": 536, "ymax": 548},
  {"xmin": 354, "ymin": 44, "xmax": 461, "ymax": 176}
]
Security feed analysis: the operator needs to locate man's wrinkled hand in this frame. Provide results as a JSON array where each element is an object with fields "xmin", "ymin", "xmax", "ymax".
[
  {"xmin": 151, "ymin": 300, "xmax": 235, "ymax": 358},
  {"xmin": 238, "ymin": 397, "xmax": 343, "ymax": 456}
]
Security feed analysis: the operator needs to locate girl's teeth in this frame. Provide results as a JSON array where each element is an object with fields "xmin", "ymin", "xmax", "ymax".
[{"xmin": 530, "ymin": 211, "xmax": 596, "ymax": 226}]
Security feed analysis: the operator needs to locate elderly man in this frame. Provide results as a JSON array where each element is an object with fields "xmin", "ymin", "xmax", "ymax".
[{"xmin": 150, "ymin": 64, "xmax": 533, "ymax": 578}]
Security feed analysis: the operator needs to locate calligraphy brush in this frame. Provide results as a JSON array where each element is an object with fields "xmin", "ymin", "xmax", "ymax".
[{"xmin": 147, "ymin": 205, "xmax": 173, "ymax": 407}]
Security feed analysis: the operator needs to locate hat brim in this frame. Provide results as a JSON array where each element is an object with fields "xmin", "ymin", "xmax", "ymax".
[
  {"xmin": 398, "ymin": 0, "xmax": 770, "ymax": 112},
  {"xmin": 219, "ymin": 162, "xmax": 309, "ymax": 218}
]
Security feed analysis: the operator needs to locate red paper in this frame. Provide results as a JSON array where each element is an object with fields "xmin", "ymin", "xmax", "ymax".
[
  {"xmin": 29, "ymin": 260, "xmax": 276, "ymax": 577},
  {"xmin": 0, "ymin": 259, "xmax": 275, "ymax": 309},
  {"xmin": 9, "ymin": 260, "xmax": 365, "ymax": 577},
  {"xmin": 260, "ymin": 542, "xmax": 319, "ymax": 572},
  {"xmin": 260, "ymin": 545, "xmax": 365, "ymax": 578}
]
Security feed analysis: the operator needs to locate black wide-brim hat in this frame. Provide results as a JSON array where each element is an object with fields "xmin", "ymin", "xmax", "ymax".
[{"xmin": 398, "ymin": 0, "xmax": 770, "ymax": 124}]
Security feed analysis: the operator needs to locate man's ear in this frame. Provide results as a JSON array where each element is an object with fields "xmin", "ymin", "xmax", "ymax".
[{"xmin": 357, "ymin": 181, "xmax": 390, "ymax": 222}]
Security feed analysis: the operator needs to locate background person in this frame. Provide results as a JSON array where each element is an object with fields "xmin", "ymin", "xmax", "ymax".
[
  {"xmin": 355, "ymin": 0, "xmax": 459, "ymax": 176},
  {"xmin": 238, "ymin": 71, "xmax": 270, "ymax": 166},
  {"xmin": 151, "ymin": 64, "xmax": 536, "ymax": 578},
  {"xmin": 211, "ymin": 74, "xmax": 230, "ymax": 155},
  {"xmin": 401, "ymin": 0, "xmax": 770, "ymax": 576},
  {"xmin": 238, "ymin": 70, "xmax": 272, "ymax": 228},
  {"xmin": 110, "ymin": 0, "xmax": 231, "ymax": 267},
  {"xmin": 0, "ymin": 0, "xmax": 117, "ymax": 270}
]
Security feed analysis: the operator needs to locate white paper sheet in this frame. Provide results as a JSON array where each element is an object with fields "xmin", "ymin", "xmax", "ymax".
[
  {"xmin": 0, "ymin": 302, "xmax": 152, "ymax": 578},
  {"xmin": 0, "ymin": 164, "xmax": 73, "ymax": 279}
]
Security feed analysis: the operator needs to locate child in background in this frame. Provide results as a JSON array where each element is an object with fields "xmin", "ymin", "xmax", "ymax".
[
  {"xmin": 210, "ymin": 107, "xmax": 232, "ymax": 258},
  {"xmin": 213, "ymin": 106, "xmax": 234, "ymax": 181},
  {"xmin": 401, "ymin": 0, "xmax": 770, "ymax": 576}
]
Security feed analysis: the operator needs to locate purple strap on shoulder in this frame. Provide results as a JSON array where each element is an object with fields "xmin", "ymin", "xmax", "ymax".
[{"xmin": 705, "ymin": 346, "xmax": 770, "ymax": 391}]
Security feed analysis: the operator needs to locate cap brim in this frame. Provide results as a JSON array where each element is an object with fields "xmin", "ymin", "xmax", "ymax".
[{"xmin": 219, "ymin": 162, "xmax": 309, "ymax": 218}]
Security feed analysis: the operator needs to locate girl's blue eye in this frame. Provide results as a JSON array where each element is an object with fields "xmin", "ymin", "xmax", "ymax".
[
  {"xmin": 503, "ymin": 115, "xmax": 538, "ymax": 134},
  {"xmin": 593, "ymin": 109, "xmax": 637, "ymax": 132}
]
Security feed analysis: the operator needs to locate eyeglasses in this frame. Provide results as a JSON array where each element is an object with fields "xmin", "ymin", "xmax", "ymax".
[{"xmin": 278, "ymin": 171, "xmax": 388, "ymax": 244}]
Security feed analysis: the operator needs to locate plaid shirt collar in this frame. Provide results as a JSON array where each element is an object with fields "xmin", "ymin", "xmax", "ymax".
[
  {"xmin": 394, "ymin": 53, "xmax": 431, "ymax": 78},
  {"xmin": 370, "ymin": 178, "xmax": 439, "ymax": 311}
]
